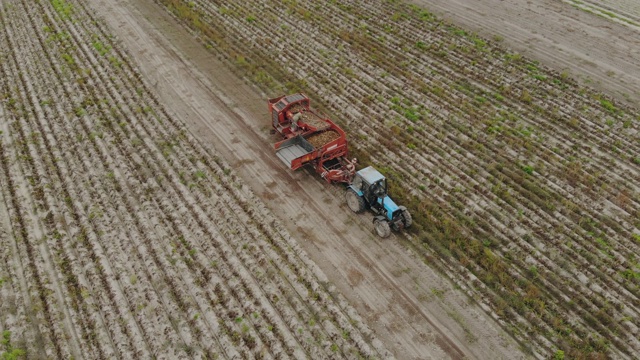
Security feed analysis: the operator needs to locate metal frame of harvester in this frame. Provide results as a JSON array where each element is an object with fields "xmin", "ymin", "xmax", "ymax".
[{"xmin": 269, "ymin": 93, "xmax": 411, "ymax": 238}]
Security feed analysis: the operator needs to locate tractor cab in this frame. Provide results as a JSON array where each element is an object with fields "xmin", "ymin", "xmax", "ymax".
[
  {"xmin": 346, "ymin": 166, "xmax": 412, "ymax": 238},
  {"xmin": 351, "ymin": 167, "xmax": 388, "ymax": 206}
]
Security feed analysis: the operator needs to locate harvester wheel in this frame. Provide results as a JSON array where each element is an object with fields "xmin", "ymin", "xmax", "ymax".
[
  {"xmin": 345, "ymin": 189, "xmax": 365, "ymax": 213},
  {"xmin": 374, "ymin": 219, "xmax": 391, "ymax": 238},
  {"xmin": 401, "ymin": 209, "xmax": 412, "ymax": 228}
]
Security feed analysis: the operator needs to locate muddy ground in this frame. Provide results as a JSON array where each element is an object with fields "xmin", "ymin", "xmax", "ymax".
[{"xmin": 84, "ymin": 0, "xmax": 639, "ymax": 358}]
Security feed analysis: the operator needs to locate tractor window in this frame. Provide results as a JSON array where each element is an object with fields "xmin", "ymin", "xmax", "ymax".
[{"xmin": 373, "ymin": 179, "xmax": 386, "ymax": 197}]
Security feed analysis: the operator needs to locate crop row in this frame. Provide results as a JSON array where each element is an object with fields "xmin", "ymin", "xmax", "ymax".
[
  {"xmin": 155, "ymin": 0, "xmax": 640, "ymax": 357},
  {"xmin": 0, "ymin": 0, "xmax": 388, "ymax": 358}
]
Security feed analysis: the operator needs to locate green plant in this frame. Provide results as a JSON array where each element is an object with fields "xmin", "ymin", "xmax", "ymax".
[
  {"xmin": 504, "ymin": 52, "xmax": 521, "ymax": 62},
  {"xmin": 620, "ymin": 269, "xmax": 640, "ymax": 280},
  {"xmin": 600, "ymin": 98, "xmax": 616, "ymax": 113},
  {"xmin": 51, "ymin": 0, "xmax": 74, "ymax": 20},
  {"xmin": 526, "ymin": 63, "xmax": 539, "ymax": 72},
  {"xmin": 595, "ymin": 237, "xmax": 609, "ymax": 249},
  {"xmin": 108, "ymin": 56, "xmax": 122, "ymax": 68},
  {"xmin": 472, "ymin": 37, "xmax": 486, "ymax": 50},
  {"xmin": 61, "ymin": 53, "xmax": 75, "ymax": 67},
  {"xmin": 1, "ymin": 331, "xmax": 25, "ymax": 360},
  {"xmin": 520, "ymin": 90, "xmax": 532, "ymax": 103},
  {"xmin": 403, "ymin": 107, "xmax": 419, "ymax": 122},
  {"xmin": 532, "ymin": 74, "xmax": 547, "ymax": 81},
  {"xmin": 193, "ymin": 170, "xmax": 206, "ymax": 179},
  {"xmin": 92, "ymin": 41, "xmax": 110, "ymax": 56},
  {"xmin": 448, "ymin": 27, "xmax": 466, "ymax": 37}
]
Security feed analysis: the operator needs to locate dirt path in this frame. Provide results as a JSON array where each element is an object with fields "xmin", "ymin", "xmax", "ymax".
[
  {"xmin": 85, "ymin": 0, "xmax": 526, "ymax": 358},
  {"xmin": 410, "ymin": 0, "xmax": 640, "ymax": 108}
]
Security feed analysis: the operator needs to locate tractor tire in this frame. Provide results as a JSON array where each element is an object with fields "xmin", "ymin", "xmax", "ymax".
[
  {"xmin": 401, "ymin": 209, "xmax": 412, "ymax": 228},
  {"xmin": 374, "ymin": 219, "xmax": 391, "ymax": 238},
  {"xmin": 345, "ymin": 188, "xmax": 365, "ymax": 213}
]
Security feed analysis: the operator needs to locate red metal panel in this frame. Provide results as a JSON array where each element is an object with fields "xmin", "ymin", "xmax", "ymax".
[{"xmin": 270, "ymin": 94, "xmax": 354, "ymax": 184}]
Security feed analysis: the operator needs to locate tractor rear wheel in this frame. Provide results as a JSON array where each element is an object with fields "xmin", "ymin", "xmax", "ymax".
[
  {"xmin": 346, "ymin": 189, "xmax": 365, "ymax": 213},
  {"xmin": 401, "ymin": 209, "xmax": 412, "ymax": 228},
  {"xmin": 374, "ymin": 219, "xmax": 391, "ymax": 238}
]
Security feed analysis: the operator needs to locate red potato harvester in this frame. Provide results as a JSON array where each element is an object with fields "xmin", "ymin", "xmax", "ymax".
[{"xmin": 268, "ymin": 93, "xmax": 411, "ymax": 238}]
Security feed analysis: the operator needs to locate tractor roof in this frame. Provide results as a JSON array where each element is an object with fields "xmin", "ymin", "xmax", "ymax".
[{"xmin": 358, "ymin": 166, "xmax": 385, "ymax": 184}]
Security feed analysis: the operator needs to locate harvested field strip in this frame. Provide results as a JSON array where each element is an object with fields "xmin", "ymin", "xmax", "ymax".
[
  {"xmin": 154, "ymin": 0, "xmax": 640, "ymax": 357},
  {"xmin": 0, "ymin": 0, "xmax": 389, "ymax": 358}
]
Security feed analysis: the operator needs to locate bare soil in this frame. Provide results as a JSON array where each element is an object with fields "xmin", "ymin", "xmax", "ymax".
[
  {"xmin": 410, "ymin": 0, "xmax": 640, "ymax": 107},
  {"xmin": 83, "ymin": 0, "xmax": 525, "ymax": 358},
  {"xmin": 79, "ymin": 0, "xmax": 640, "ymax": 358},
  {"xmin": 3, "ymin": 0, "xmax": 638, "ymax": 358},
  {"xmin": 0, "ymin": 0, "xmax": 400, "ymax": 358}
]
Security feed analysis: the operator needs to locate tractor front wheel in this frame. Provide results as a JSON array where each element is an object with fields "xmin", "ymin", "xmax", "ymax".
[
  {"xmin": 374, "ymin": 219, "xmax": 391, "ymax": 238},
  {"xmin": 346, "ymin": 189, "xmax": 365, "ymax": 213}
]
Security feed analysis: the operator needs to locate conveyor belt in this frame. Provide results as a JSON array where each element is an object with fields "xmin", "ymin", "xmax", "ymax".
[{"xmin": 276, "ymin": 144, "xmax": 312, "ymax": 169}]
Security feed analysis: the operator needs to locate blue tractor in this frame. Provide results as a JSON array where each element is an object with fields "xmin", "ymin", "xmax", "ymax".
[{"xmin": 345, "ymin": 166, "xmax": 412, "ymax": 238}]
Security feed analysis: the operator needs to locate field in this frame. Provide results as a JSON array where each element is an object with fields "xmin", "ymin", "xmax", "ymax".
[
  {"xmin": 1, "ymin": 0, "xmax": 639, "ymax": 359},
  {"xmin": 413, "ymin": 0, "xmax": 640, "ymax": 111},
  {"xmin": 0, "ymin": 0, "xmax": 391, "ymax": 358}
]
